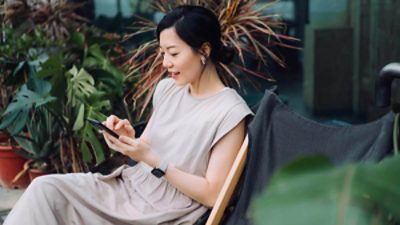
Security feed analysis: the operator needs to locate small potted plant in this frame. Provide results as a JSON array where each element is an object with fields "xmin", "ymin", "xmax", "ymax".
[
  {"xmin": 12, "ymin": 107, "xmax": 60, "ymax": 182},
  {"xmin": 0, "ymin": 50, "xmax": 30, "ymax": 189}
]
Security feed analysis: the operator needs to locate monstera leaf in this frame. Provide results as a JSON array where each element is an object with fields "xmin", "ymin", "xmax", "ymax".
[
  {"xmin": 77, "ymin": 95, "xmax": 110, "ymax": 163},
  {"xmin": 0, "ymin": 78, "xmax": 56, "ymax": 135},
  {"xmin": 66, "ymin": 65, "xmax": 96, "ymax": 107},
  {"xmin": 252, "ymin": 155, "xmax": 400, "ymax": 225}
]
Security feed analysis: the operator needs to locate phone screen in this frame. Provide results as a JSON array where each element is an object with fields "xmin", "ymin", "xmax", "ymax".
[{"xmin": 87, "ymin": 118, "xmax": 120, "ymax": 138}]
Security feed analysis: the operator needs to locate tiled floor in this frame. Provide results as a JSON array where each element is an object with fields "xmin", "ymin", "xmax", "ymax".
[
  {"xmin": 0, "ymin": 187, "xmax": 24, "ymax": 211},
  {"xmin": 0, "ymin": 186, "xmax": 24, "ymax": 224}
]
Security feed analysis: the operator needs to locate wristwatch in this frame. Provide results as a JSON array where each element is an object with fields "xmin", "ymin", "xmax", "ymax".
[{"xmin": 151, "ymin": 160, "xmax": 169, "ymax": 178}]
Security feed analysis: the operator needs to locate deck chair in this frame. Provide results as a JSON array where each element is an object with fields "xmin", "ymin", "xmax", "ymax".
[{"xmin": 221, "ymin": 63, "xmax": 400, "ymax": 225}]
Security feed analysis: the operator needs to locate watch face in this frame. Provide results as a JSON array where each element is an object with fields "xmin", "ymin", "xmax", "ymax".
[{"xmin": 151, "ymin": 168, "xmax": 165, "ymax": 178}]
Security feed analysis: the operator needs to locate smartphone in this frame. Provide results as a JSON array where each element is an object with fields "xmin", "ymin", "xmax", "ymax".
[{"xmin": 87, "ymin": 118, "xmax": 119, "ymax": 139}]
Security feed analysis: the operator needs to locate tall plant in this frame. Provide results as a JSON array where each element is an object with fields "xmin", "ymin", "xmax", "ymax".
[{"xmin": 123, "ymin": 0, "xmax": 298, "ymax": 118}]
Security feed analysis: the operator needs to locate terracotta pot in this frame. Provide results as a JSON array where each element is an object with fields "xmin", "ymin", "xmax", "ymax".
[
  {"xmin": 0, "ymin": 144, "xmax": 30, "ymax": 189},
  {"xmin": 24, "ymin": 159, "xmax": 51, "ymax": 182}
]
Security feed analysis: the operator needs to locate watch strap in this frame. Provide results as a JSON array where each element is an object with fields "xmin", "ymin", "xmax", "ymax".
[{"xmin": 151, "ymin": 160, "xmax": 169, "ymax": 178}]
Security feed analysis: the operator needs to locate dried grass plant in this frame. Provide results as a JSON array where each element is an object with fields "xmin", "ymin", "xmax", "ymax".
[{"xmin": 123, "ymin": 0, "xmax": 298, "ymax": 119}]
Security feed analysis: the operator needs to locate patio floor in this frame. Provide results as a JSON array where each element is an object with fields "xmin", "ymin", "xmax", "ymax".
[{"xmin": 0, "ymin": 186, "xmax": 24, "ymax": 224}]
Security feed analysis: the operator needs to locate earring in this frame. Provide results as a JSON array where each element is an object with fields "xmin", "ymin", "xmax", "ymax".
[{"xmin": 201, "ymin": 56, "xmax": 206, "ymax": 65}]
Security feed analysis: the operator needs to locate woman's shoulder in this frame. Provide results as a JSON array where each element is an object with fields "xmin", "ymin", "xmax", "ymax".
[
  {"xmin": 213, "ymin": 88, "xmax": 254, "ymax": 116},
  {"xmin": 222, "ymin": 88, "xmax": 249, "ymax": 106}
]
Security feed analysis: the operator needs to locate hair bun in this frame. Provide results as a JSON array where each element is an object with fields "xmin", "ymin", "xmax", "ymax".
[{"xmin": 218, "ymin": 45, "xmax": 235, "ymax": 64}]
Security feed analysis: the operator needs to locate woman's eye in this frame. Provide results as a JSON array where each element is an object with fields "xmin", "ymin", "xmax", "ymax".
[{"xmin": 171, "ymin": 53, "xmax": 179, "ymax": 57}]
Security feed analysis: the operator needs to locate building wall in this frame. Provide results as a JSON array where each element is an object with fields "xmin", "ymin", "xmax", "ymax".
[
  {"xmin": 351, "ymin": 0, "xmax": 400, "ymax": 119},
  {"xmin": 304, "ymin": 0, "xmax": 400, "ymax": 119}
]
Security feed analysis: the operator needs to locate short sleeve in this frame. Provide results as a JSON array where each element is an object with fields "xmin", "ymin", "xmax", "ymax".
[
  {"xmin": 152, "ymin": 78, "xmax": 174, "ymax": 109},
  {"xmin": 211, "ymin": 102, "xmax": 254, "ymax": 147}
]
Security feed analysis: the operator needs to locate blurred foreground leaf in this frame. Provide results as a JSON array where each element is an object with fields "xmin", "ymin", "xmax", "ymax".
[{"xmin": 252, "ymin": 155, "xmax": 400, "ymax": 225}]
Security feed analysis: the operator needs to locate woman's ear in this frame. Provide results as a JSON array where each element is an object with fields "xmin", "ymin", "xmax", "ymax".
[{"xmin": 199, "ymin": 42, "xmax": 211, "ymax": 58}]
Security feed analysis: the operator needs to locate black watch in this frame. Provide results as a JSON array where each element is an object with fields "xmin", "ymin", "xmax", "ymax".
[{"xmin": 151, "ymin": 160, "xmax": 168, "ymax": 178}]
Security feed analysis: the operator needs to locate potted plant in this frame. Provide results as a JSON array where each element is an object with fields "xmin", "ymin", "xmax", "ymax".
[
  {"xmin": 11, "ymin": 106, "xmax": 61, "ymax": 182},
  {"xmin": 0, "ymin": 76, "xmax": 56, "ymax": 187},
  {"xmin": 0, "ymin": 0, "xmax": 129, "ymax": 174},
  {"xmin": 0, "ymin": 24, "xmax": 31, "ymax": 189}
]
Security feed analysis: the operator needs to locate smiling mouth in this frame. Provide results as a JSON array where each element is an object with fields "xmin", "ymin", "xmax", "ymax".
[{"xmin": 170, "ymin": 72, "xmax": 180, "ymax": 78}]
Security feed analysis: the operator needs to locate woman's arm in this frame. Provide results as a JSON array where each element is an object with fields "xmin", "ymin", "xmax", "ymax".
[
  {"xmin": 104, "ymin": 114, "xmax": 246, "ymax": 208},
  {"xmin": 161, "ymin": 119, "xmax": 246, "ymax": 207}
]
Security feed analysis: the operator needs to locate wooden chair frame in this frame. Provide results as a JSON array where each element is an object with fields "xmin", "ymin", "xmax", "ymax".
[{"xmin": 206, "ymin": 135, "xmax": 249, "ymax": 225}]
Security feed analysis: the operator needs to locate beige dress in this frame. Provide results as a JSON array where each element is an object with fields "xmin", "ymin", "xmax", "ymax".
[{"xmin": 4, "ymin": 78, "xmax": 253, "ymax": 225}]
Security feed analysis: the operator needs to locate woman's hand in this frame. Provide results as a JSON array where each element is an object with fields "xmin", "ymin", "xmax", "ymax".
[
  {"xmin": 104, "ymin": 115, "xmax": 135, "ymax": 138},
  {"xmin": 103, "ymin": 132, "xmax": 151, "ymax": 162}
]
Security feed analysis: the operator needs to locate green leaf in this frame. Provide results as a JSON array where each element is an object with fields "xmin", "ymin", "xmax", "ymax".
[
  {"xmin": 0, "ymin": 80, "xmax": 56, "ymax": 134},
  {"xmin": 34, "ymin": 54, "xmax": 64, "ymax": 79},
  {"xmin": 0, "ymin": 109, "xmax": 20, "ymax": 130},
  {"xmin": 13, "ymin": 135, "xmax": 37, "ymax": 157},
  {"xmin": 80, "ymin": 143, "xmax": 92, "ymax": 162},
  {"xmin": 12, "ymin": 61, "xmax": 27, "ymax": 78},
  {"xmin": 82, "ymin": 57, "xmax": 100, "ymax": 68},
  {"xmin": 12, "ymin": 108, "xmax": 60, "ymax": 160},
  {"xmin": 252, "ymin": 155, "xmax": 400, "ymax": 225},
  {"xmin": 66, "ymin": 66, "xmax": 96, "ymax": 107},
  {"xmin": 70, "ymin": 32, "xmax": 85, "ymax": 47},
  {"xmin": 88, "ymin": 44, "xmax": 106, "ymax": 61},
  {"xmin": 72, "ymin": 104, "xmax": 85, "ymax": 131},
  {"xmin": 9, "ymin": 109, "xmax": 30, "ymax": 135},
  {"xmin": 85, "ymin": 127, "xmax": 105, "ymax": 163},
  {"xmin": 27, "ymin": 76, "xmax": 52, "ymax": 96}
]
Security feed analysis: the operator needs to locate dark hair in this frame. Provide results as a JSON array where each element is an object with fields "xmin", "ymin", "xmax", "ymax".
[{"xmin": 156, "ymin": 5, "xmax": 234, "ymax": 65}]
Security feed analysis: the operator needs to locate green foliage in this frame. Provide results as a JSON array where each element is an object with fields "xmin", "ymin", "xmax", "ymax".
[
  {"xmin": 0, "ymin": 26, "xmax": 55, "ymax": 86},
  {"xmin": 13, "ymin": 107, "xmax": 60, "ymax": 163},
  {"xmin": 0, "ymin": 23, "xmax": 127, "ymax": 171},
  {"xmin": 66, "ymin": 66, "xmax": 96, "ymax": 107},
  {"xmin": 252, "ymin": 155, "xmax": 400, "ymax": 225},
  {"xmin": 0, "ymin": 78, "xmax": 56, "ymax": 135}
]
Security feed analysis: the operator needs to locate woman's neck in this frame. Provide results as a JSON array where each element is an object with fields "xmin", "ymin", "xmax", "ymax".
[{"xmin": 189, "ymin": 64, "xmax": 225, "ymax": 98}]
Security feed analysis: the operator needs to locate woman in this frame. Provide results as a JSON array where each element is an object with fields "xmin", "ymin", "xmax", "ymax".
[{"xmin": 4, "ymin": 5, "xmax": 253, "ymax": 225}]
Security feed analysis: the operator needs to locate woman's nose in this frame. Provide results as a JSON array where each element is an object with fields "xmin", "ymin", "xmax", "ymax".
[{"xmin": 162, "ymin": 57, "xmax": 172, "ymax": 68}]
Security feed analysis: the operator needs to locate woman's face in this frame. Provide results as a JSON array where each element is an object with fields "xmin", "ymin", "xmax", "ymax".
[{"xmin": 159, "ymin": 27, "xmax": 204, "ymax": 85}]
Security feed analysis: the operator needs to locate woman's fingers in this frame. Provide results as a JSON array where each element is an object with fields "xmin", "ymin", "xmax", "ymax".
[
  {"xmin": 119, "ymin": 136, "xmax": 137, "ymax": 145},
  {"xmin": 114, "ymin": 119, "xmax": 136, "ymax": 138},
  {"xmin": 104, "ymin": 133, "xmax": 135, "ymax": 154},
  {"xmin": 103, "ymin": 133, "xmax": 117, "ymax": 150},
  {"xmin": 115, "ymin": 119, "xmax": 129, "ymax": 130},
  {"xmin": 106, "ymin": 115, "xmax": 119, "ymax": 130}
]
